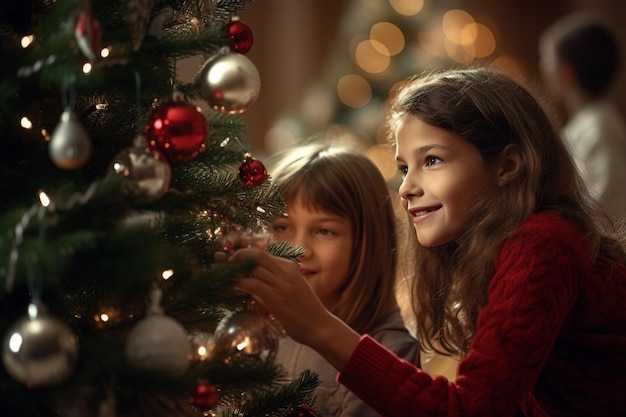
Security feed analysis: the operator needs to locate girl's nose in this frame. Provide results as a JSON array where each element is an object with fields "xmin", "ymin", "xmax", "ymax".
[{"xmin": 398, "ymin": 172, "xmax": 423, "ymax": 200}]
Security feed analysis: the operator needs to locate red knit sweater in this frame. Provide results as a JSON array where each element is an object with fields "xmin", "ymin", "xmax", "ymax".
[{"xmin": 337, "ymin": 211, "xmax": 626, "ymax": 416}]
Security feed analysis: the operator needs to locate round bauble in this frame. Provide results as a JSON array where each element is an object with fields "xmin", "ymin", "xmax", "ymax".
[
  {"xmin": 108, "ymin": 134, "xmax": 171, "ymax": 204},
  {"xmin": 195, "ymin": 47, "xmax": 260, "ymax": 114},
  {"xmin": 144, "ymin": 101, "xmax": 207, "ymax": 162},
  {"xmin": 187, "ymin": 379, "xmax": 220, "ymax": 411},
  {"xmin": 223, "ymin": 18, "xmax": 253, "ymax": 54},
  {"xmin": 2, "ymin": 306, "xmax": 79, "ymax": 387},
  {"xmin": 125, "ymin": 313, "xmax": 191, "ymax": 376},
  {"xmin": 238, "ymin": 155, "xmax": 268, "ymax": 186},
  {"xmin": 213, "ymin": 310, "xmax": 279, "ymax": 364}
]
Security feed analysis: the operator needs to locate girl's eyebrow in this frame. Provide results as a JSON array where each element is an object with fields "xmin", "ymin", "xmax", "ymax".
[
  {"xmin": 395, "ymin": 144, "xmax": 451, "ymax": 162},
  {"xmin": 415, "ymin": 144, "xmax": 451, "ymax": 154}
]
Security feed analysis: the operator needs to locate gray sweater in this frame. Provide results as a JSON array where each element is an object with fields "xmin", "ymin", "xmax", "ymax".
[{"xmin": 274, "ymin": 308, "xmax": 420, "ymax": 417}]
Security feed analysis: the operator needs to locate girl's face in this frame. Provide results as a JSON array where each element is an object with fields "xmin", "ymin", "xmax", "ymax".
[
  {"xmin": 271, "ymin": 196, "xmax": 353, "ymax": 309},
  {"xmin": 395, "ymin": 116, "xmax": 499, "ymax": 247}
]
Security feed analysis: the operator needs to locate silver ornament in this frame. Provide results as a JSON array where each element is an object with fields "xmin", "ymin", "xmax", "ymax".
[
  {"xmin": 2, "ymin": 303, "xmax": 79, "ymax": 388},
  {"xmin": 195, "ymin": 47, "xmax": 261, "ymax": 114},
  {"xmin": 213, "ymin": 310, "xmax": 280, "ymax": 364},
  {"xmin": 49, "ymin": 108, "xmax": 92, "ymax": 170},
  {"xmin": 108, "ymin": 134, "xmax": 171, "ymax": 204}
]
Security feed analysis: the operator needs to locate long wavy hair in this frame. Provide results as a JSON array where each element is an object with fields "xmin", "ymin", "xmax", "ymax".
[
  {"xmin": 268, "ymin": 143, "xmax": 403, "ymax": 334},
  {"xmin": 387, "ymin": 67, "xmax": 626, "ymax": 354}
]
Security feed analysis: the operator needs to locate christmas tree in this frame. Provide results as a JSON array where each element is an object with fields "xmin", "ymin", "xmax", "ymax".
[{"xmin": 0, "ymin": 1, "xmax": 318, "ymax": 416}]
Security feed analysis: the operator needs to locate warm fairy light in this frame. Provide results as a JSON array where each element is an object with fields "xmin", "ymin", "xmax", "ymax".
[
  {"xmin": 20, "ymin": 35, "xmax": 34, "ymax": 48},
  {"xmin": 355, "ymin": 39, "xmax": 390, "ymax": 74},
  {"xmin": 469, "ymin": 23, "xmax": 496, "ymax": 58},
  {"xmin": 38, "ymin": 191, "xmax": 51, "ymax": 207},
  {"xmin": 388, "ymin": 0, "xmax": 424, "ymax": 16},
  {"xmin": 100, "ymin": 47, "xmax": 110, "ymax": 58},
  {"xmin": 460, "ymin": 22, "xmax": 478, "ymax": 45},
  {"xmin": 20, "ymin": 116, "xmax": 33, "ymax": 129},
  {"xmin": 236, "ymin": 336, "xmax": 251, "ymax": 352},
  {"xmin": 256, "ymin": 206, "xmax": 266, "ymax": 213},
  {"xmin": 41, "ymin": 128, "xmax": 51, "ymax": 141},
  {"xmin": 370, "ymin": 22, "xmax": 405, "ymax": 56},
  {"xmin": 336, "ymin": 74, "xmax": 372, "ymax": 108},
  {"xmin": 197, "ymin": 346, "xmax": 207, "ymax": 357},
  {"xmin": 100, "ymin": 313, "xmax": 110, "ymax": 322},
  {"xmin": 82, "ymin": 62, "xmax": 92, "ymax": 74},
  {"xmin": 442, "ymin": 9, "xmax": 475, "ymax": 44},
  {"xmin": 162, "ymin": 269, "xmax": 174, "ymax": 280}
]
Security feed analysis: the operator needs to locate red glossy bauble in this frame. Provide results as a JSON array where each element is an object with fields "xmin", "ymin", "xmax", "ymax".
[
  {"xmin": 187, "ymin": 379, "xmax": 220, "ymax": 410},
  {"xmin": 144, "ymin": 101, "xmax": 207, "ymax": 162},
  {"xmin": 238, "ymin": 155, "xmax": 268, "ymax": 186},
  {"xmin": 224, "ymin": 19, "xmax": 253, "ymax": 54}
]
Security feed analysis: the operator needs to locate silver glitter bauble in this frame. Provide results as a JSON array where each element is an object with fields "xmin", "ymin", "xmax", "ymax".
[
  {"xmin": 2, "ymin": 303, "xmax": 79, "ymax": 387},
  {"xmin": 195, "ymin": 47, "xmax": 260, "ymax": 114},
  {"xmin": 108, "ymin": 134, "xmax": 171, "ymax": 204},
  {"xmin": 213, "ymin": 310, "xmax": 279, "ymax": 364},
  {"xmin": 49, "ymin": 108, "xmax": 92, "ymax": 170}
]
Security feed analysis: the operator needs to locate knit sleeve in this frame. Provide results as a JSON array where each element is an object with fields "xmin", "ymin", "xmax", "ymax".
[{"xmin": 338, "ymin": 213, "xmax": 587, "ymax": 417}]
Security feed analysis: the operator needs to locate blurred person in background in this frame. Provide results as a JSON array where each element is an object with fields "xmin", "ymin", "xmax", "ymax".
[{"xmin": 539, "ymin": 11, "xmax": 626, "ymax": 226}]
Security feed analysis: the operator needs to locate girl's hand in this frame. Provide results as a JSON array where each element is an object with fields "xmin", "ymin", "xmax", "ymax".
[
  {"xmin": 230, "ymin": 247, "xmax": 328, "ymax": 346},
  {"xmin": 230, "ymin": 247, "xmax": 361, "ymax": 371}
]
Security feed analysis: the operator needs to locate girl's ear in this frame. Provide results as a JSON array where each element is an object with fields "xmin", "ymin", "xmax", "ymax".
[{"xmin": 496, "ymin": 144, "xmax": 521, "ymax": 185}]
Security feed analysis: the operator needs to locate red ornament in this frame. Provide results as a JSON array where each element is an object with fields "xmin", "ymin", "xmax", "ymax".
[
  {"xmin": 74, "ymin": 2, "xmax": 102, "ymax": 61},
  {"xmin": 238, "ymin": 155, "xmax": 268, "ymax": 186},
  {"xmin": 144, "ymin": 101, "xmax": 207, "ymax": 162},
  {"xmin": 284, "ymin": 406, "xmax": 319, "ymax": 417},
  {"xmin": 224, "ymin": 19, "xmax": 253, "ymax": 54},
  {"xmin": 187, "ymin": 379, "xmax": 220, "ymax": 410}
]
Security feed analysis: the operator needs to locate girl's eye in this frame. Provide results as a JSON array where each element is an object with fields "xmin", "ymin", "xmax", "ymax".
[
  {"xmin": 425, "ymin": 156, "xmax": 441, "ymax": 167},
  {"xmin": 316, "ymin": 228, "xmax": 335, "ymax": 236},
  {"xmin": 271, "ymin": 224, "xmax": 289, "ymax": 234},
  {"xmin": 397, "ymin": 165, "xmax": 408, "ymax": 176}
]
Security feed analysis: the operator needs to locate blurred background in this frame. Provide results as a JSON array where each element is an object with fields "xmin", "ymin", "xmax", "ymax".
[{"xmin": 182, "ymin": 0, "xmax": 626, "ymax": 180}]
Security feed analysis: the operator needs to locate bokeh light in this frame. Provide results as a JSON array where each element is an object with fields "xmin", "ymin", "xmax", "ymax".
[
  {"xmin": 442, "ymin": 9, "xmax": 475, "ymax": 44},
  {"xmin": 336, "ymin": 74, "xmax": 372, "ymax": 108},
  {"xmin": 370, "ymin": 22, "xmax": 405, "ymax": 56},
  {"xmin": 355, "ymin": 39, "xmax": 391, "ymax": 73},
  {"xmin": 388, "ymin": 0, "xmax": 424, "ymax": 16}
]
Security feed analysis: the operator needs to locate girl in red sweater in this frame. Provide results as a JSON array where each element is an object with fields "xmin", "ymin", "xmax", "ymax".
[{"xmin": 231, "ymin": 67, "xmax": 626, "ymax": 416}]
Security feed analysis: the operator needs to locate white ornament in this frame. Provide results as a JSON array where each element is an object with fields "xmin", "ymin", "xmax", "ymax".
[{"xmin": 125, "ymin": 287, "xmax": 191, "ymax": 375}]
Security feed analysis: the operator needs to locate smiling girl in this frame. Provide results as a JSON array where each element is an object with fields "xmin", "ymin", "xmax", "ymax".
[{"xmin": 232, "ymin": 68, "xmax": 626, "ymax": 416}]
